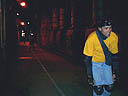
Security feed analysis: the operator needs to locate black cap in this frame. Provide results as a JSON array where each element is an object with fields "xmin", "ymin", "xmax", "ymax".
[{"xmin": 97, "ymin": 17, "xmax": 112, "ymax": 27}]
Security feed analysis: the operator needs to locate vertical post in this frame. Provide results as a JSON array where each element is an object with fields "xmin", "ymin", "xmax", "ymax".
[
  {"xmin": 95, "ymin": 0, "xmax": 103, "ymax": 20},
  {"xmin": 0, "ymin": 0, "xmax": 2, "ymax": 48},
  {"xmin": 92, "ymin": 0, "xmax": 96, "ymax": 25},
  {"xmin": 0, "ymin": 0, "xmax": 7, "ymax": 91},
  {"xmin": 0, "ymin": 0, "xmax": 6, "ymax": 48},
  {"xmin": 59, "ymin": 0, "xmax": 71, "ymax": 49},
  {"xmin": 0, "ymin": 0, "xmax": 6, "ymax": 63}
]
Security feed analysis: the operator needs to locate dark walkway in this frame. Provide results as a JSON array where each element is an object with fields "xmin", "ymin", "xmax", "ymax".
[
  {"xmin": 16, "ymin": 42, "xmax": 90, "ymax": 96},
  {"xmin": 2, "ymin": 41, "xmax": 126, "ymax": 96}
]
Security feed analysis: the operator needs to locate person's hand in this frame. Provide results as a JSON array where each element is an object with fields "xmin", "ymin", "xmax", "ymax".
[
  {"xmin": 88, "ymin": 75, "xmax": 95, "ymax": 86},
  {"xmin": 112, "ymin": 73, "xmax": 119, "ymax": 82},
  {"xmin": 112, "ymin": 74, "xmax": 116, "ymax": 82}
]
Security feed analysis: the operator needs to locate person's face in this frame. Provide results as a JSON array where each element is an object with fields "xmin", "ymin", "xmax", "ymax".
[{"xmin": 98, "ymin": 25, "xmax": 112, "ymax": 37}]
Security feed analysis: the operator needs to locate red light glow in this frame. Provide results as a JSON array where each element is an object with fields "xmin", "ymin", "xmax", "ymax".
[
  {"xmin": 20, "ymin": 21, "xmax": 25, "ymax": 26},
  {"xmin": 18, "ymin": 57, "xmax": 32, "ymax": 60},
  {"xmin": 20, "ymin": 1, "xmax": 27, "ymax": 7}
]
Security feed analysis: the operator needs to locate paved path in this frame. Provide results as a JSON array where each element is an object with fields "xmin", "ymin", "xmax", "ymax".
[
  {"xmin": 2, "ymin": 41, "xmax": 126, "ymax": 96},
  {"xmin": 16, "ymin": 42, "xmax": 90, "ymax": 96}
]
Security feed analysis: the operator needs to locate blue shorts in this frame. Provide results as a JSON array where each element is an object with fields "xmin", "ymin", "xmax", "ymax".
[{"xmin": 92, "ymin": 62, "xmax": 113, "ymax": 86}]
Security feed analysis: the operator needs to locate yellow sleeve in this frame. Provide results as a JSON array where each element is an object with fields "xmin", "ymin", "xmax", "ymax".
[
  {"xmin": 83, "ymin": 36, "xmax": 94, "ymax": 56},
  {"xmin": 110, "ymin": 33, "xmax": 119, "ymax": 54}
]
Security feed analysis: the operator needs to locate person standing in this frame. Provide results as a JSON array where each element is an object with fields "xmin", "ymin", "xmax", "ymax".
[{"xmin": 83, "ymin": 18, "xmax": 119, "ymax": 96}]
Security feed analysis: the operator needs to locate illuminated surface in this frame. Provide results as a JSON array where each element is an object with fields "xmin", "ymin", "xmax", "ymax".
[{"xmin": 18, "ymin": 57, "xmax": 32, "ymax": 60}]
